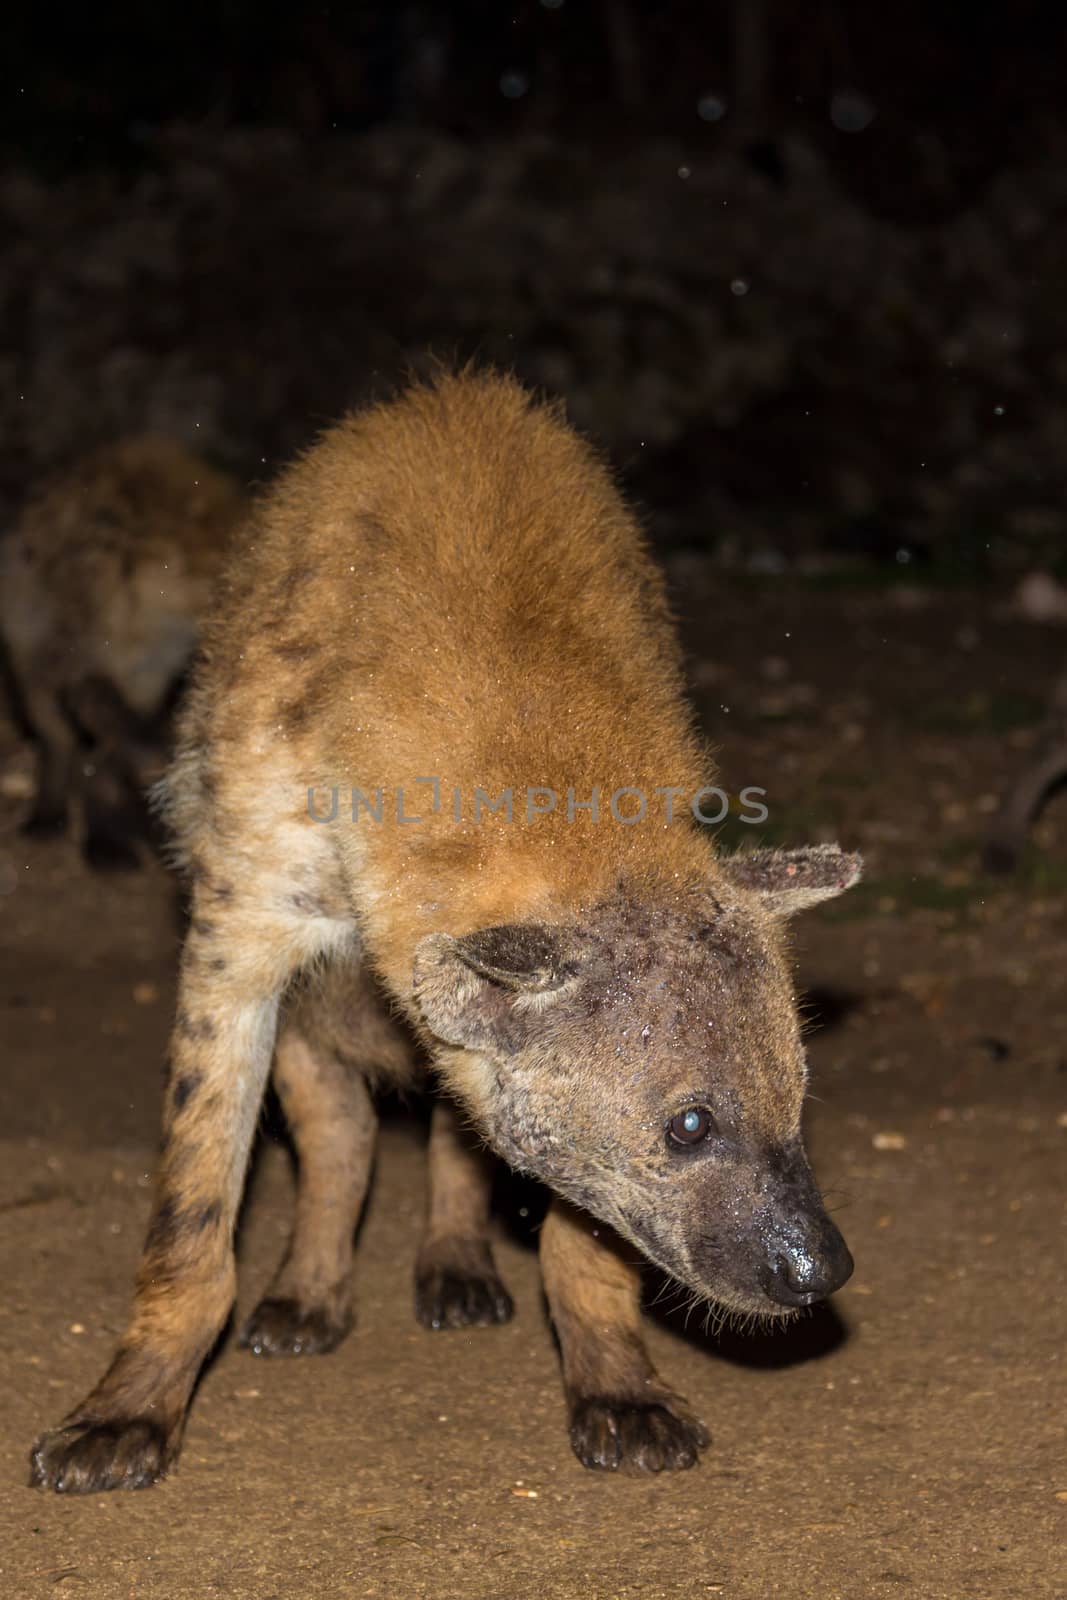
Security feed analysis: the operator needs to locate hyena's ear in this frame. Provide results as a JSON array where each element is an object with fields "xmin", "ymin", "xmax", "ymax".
[
  {"xmin": 413, "ymin": 924, "xmax": 595, "ymax": 1051},
  {"xmin": 721, "ymin": 845, "xmax": 863, "ymax": 916}
]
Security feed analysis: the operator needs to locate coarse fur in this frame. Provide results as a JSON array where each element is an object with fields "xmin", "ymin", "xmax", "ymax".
[
  {"xmin": 0, "ymin": 437, "xmax": 244, "ymax": 868},
  {"xmin": 31, "ymin": 370, "xmax": 861, "ymax": 1491}
]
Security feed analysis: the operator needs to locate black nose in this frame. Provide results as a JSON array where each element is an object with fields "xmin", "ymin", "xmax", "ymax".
[{"xmin": 761, "ymin": 1224, "xmax": 854, "ymax": 1308}]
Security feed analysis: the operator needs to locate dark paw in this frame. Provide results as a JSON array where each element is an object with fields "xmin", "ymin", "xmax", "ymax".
[
  {"xmin": 83, "ymin": 830, "xmax": 143, "ymax": 873},
  {"xmin": 239, "ymin": 1296, "xmax": 351, "ymax": 1356},
  {"xmin": 21, "ymin": 809, "xmax": 68, "ymax": 843},
  {"xmin": 29, "ymin": 1417, "xmax": 170, "ymax": 1493},
  {"xmin": 569, "ymin": 1397, "xmax": 710, "ymax": 1473},
  {"xmin": 415, "ymin": 1265, "xmax": 514, "ymax": 1331},
  {"xmin": 982, "ymin": 839, "xmax": 1022, "ymax": 876}
]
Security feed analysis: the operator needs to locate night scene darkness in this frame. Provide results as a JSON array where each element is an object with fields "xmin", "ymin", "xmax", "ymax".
[{"xmin": 1, "ymin": 6, "xmax": 1065, "ymax": 1597}]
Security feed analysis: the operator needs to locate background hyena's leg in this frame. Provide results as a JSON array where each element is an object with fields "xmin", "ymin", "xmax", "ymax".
[
  {"xmin": 30, "ymin": 884, "xmax": 343, "ymax": 1493},
  {"xmin": 414, "ymin": 1098, "xmax": 513, "ymax": 1330},
  {"xmin": 540, "ymin": 1198, "xmax": 709, "ymax": 1474},
  {"xmin": 79, "ymin": 758, "xmax": 146, "ymax": 871},
  {"xmin": 240, "ymin": 1019, "xmax": 377, "ymax": 1356},
  {"xmin": 65, "ymin": 675, "xmax": 157, "ymax": 871},
  {"xmin": 20, "ymin": 680, "xmax": 77, "ymax": 839},
  {"xmin": 984, "ymin": 731, "xmax": 1067, "ymax": 873}
]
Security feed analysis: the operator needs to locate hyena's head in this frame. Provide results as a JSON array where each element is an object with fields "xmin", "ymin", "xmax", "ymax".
[{"xmin": 414, "ymin": 847, "xmax": 861, "ymax": 1319}]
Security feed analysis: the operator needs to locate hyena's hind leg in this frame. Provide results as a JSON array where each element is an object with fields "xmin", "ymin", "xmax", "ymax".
[
  {"xmin": 415, "ymin": 1099, "xmax": 514, "ymax": 1331},
  {"xmin": 19, "ymin": 677, "xmax": 78, "ymax": 841},
  {"xmin": 242, "ymin": 957, "xmax": 415, "ymax": 1356},
  {"xmin": 29, "ymin": 845, "xmax": 352, "ymax": 1493},
  {"xmin": 240, "ymin": 1025, "xmax": 376, "ymax": 1355},
  {"xmin": 540, "ymin": 1197, "xmax": 709, "ymax": 1474},
  {"xmin": 64, "ymin": 674, "xmax": 163, "ymax": 871}
]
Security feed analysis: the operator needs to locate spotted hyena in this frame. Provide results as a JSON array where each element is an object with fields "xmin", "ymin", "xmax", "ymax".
[
  {"xmin": 1, "ymin": 438, "xmax": 244, "ymax": 868},
  {"xmin": 31, "ymin": 371, "xmax": 860, "ymax": 1490}
]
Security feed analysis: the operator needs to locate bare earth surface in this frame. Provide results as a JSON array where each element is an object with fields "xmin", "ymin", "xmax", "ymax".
[{"xmin": 0, "ymin": 582, "xmax": 1064, "ymax": 1599}]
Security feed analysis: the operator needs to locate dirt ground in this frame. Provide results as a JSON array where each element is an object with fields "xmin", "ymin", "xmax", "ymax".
[{"xmin": 0, "ymin": 580, "xmax": 1064, "ymax": 1600}]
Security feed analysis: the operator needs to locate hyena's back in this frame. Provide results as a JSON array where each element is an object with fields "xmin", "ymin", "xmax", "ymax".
[
  {"xmin": 3, "ymin": 437, "xmax": 243, "ymax": 715},
  {"xmin": 168, "ymin": 372, "xmax": 705, "ymax": 969}
]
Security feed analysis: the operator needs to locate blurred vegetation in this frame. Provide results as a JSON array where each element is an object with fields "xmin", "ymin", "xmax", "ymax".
[{"xmin": 5, "ymin": 3, "xmax": 1067, "ymax": 574}]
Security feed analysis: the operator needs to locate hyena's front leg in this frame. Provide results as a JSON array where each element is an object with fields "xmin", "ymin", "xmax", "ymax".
[
  {"xmin": 415, "ymin": 1099, "xmax": 513, "ymax": 1330},
  {"xmin": 65, "ymin": 675, "xmax": 159, "ymax": 871},
  {"xmin": 29, "ymin": 892, "xmax": 323, "ymax": 1493},
  {"xmin": 540, "ymin": 1197, "xmax": 709, "ymax": 1474},
  {"xmin": 240, "ymin": 1020, "xmax": 377, "ymax": 1357},
  {"xmin": 20, "ymin": 680, "xmax": 77, "ymax": 841}
]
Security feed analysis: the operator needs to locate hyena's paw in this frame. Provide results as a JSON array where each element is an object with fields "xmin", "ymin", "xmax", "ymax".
[
  {"xmin": 239, "ymin": 1296, "xmax": 352, "ymax": 1357},
  {"xmin": 569, "ymin": 1396, "xmax": 710, "ymax": 1474},
  {"xmin": 30, "ymin": 1417, "xmax": 171, "ymax": 1493},
  {"xmin": 83, "ymin": 829, "xmax": 142, "ymax": 873},
  {"xmin": 415, "ymin": 1259, "xmax": 514, "ymax": 1331},
  {"xmin": 20, "ymin": 809, "xmax": 67, "ymax": 843},
  {"xmin": 982, "ymin": 838, "xmax": 1022, "ymax": 876}
]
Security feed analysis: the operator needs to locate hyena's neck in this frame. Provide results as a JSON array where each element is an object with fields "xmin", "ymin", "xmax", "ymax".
[{"xmin": 349, "ymin": 811, "xmax": 719, "ymax": 1008}]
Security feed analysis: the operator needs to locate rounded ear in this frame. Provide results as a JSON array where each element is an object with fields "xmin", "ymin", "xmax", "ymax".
[
  {"xmin": 412, "ymin": 923, "xmax": 593, "ymax": 1051},
  {"xmin": 720, "ymin": 845, "xmax": 863, "ymax": 916}
]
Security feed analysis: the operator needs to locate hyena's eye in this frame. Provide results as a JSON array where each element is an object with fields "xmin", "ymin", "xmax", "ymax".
[{"xmin": 666, "ymin": 1105, "xmax": 716, "ymax": 1149}]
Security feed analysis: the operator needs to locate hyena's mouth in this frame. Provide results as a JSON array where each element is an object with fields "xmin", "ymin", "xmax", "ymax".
[{"xmin": 620, "ymin": 1215, "xmax": 805, "ymax": 1324}]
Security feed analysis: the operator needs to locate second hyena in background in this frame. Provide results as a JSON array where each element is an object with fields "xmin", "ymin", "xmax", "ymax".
[{"xmin": 0, "ymin": 438, "xmax": 244, "ymax": 868}]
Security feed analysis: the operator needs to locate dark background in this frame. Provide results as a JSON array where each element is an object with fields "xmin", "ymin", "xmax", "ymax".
[{"xmin": 4, "ymin": 0, "xmax": 1067, "ymax": 575}]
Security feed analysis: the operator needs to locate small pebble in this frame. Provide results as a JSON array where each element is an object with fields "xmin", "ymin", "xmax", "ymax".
[{"xmin": 872, "ymin": 1131, "xmax": 907, "ymax": 1151}]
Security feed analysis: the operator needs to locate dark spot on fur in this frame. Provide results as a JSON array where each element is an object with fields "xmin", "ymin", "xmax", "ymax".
[
  {"xmin": 271, "ymin": 639, "xmax": 322, "ymax": 663},
  {"xmin": 171, "ymin": 1071, "xmax": 202, "ymax": 1111},
  {"xmin": 279, "ymin": 656, "xmax": 336, "ymax": 737},
  {"xmin": 175, "ymin": 1009, "xmax": 216, "ymax": 1042},
  {"xmin": 191, "ymin": 919, "xmax": 216, "ymax": 939},
  {"xmin": 145, "ymin": 1196, "xmax": 180, "ymax": 1254},
  {"xmin": 145, "ymin": 1194, "xmax": 220, "ymax": 1256},
  {"xmin": 290, "ymin": 889, "xmax": 326, "ymax": 918},
  {"xmin": 207, "ymin": 955, "xmax": 228, "ymax": 972},
  {"xmin": 281, "ymin": 696, "xmax": 312, "ymax": 732},
  {"xmin": 274, "ymin": 563, "xmax": 314, "ymax": 599},
  {"xmin": 358, "ymin": 514, "xmax": 390, "ymax": 552}
]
